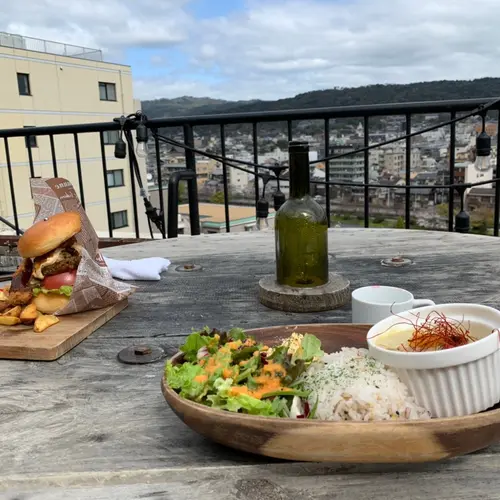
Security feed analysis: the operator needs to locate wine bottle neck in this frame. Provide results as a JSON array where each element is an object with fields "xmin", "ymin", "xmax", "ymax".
[{"xmin": 289, "ymin": 147, "xmax": 310, "ymax": 198}]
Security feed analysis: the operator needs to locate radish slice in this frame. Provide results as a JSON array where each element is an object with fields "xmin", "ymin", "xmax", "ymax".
[{"xmin": 290, "ymin": 396, "xmax": 304, "ymax": 419}]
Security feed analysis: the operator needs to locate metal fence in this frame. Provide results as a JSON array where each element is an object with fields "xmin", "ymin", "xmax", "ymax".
[
  {"xmin": 0, "ymin": 32, "xmax": 104, "ymax": 62},
  {"xmin": 0, "ymin": 97, "xmax": 499, "ymax": 240}
]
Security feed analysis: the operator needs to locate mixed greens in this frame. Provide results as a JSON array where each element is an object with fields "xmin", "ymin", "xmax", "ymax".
[{"xmin": 165, "ymin": 327, "xmax": 324, "ymax": 418}]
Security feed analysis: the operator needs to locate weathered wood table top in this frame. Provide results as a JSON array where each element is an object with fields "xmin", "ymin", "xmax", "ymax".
[{"xmin": 3, "ymin": 228, "xmax": 500, "ymax": 499}]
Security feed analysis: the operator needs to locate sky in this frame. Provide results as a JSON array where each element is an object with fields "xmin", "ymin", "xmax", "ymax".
[{"xmin": 1, "ymin": 0, "xmax": 499, "ymax": 102}]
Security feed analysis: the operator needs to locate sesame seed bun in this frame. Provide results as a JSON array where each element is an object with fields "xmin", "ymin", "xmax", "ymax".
[
  {"xmin": 33, "ymin": 293, "xmax": 70, "ymax": 314},
  {"xmin": 17, "ymin": 212, "xmax": 81, "ymax": 258}
]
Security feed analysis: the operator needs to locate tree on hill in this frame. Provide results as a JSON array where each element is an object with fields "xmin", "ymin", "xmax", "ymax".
[{"xmin": 142, "ymin": 78, "xmax": 500, "ymax": 119}]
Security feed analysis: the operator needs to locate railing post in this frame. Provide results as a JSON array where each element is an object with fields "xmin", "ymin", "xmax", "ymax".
[
  {"xmin": 324, "ymin": 119, "xmax": 331, "ymax": 227},
  {"xmin": 154, "ymin": 132, "xmax": 166, "ymax": 239},
  {"xmin": 183, "ymin": 124, "xmax": 200, "ymax": 235},
  {"xmin": 448, "ymin": 112, "xmax": 456, "ymax": 232},
  {"xmin": 73, "ymin": 133, "xmax": 86, "ymax": 209},
  {"xmin": 405, "ymin": 113, "xmax": 412, "ymax": 228},
  {"xmin": 220, "ymin": 124, "xmax": 230, "ymax": 233},
  {"xmin": 363, "ymin": 116, "xmax": 370, "ymax": 228},
  {"xmin": 49, "ymin": 135, "xmax": 58, "ymax": 177},
  {"xmin": 126, "ymin": 137, "xmax": 140, "ymax": 239},
  {"xmin": 252, "ymin": 123, "xmax": 259, "ymax": 211},
  {"xmin": 167, "ymin": 170, "xmax": 197, "ymax": 238},
  {"xmin": 494, "ymin": 109, "xmax": 500, "ymax": 237},
  {"xmin": 4, "ymin": 138, "xmax": 20, "ymax": 235},
  {"xmin": 99, "ymin": 131, "xmax": 114, "ymax": 238},
  {"xmin": 26, "ymin": 137, "xmax": 35, "ymax": 178}
]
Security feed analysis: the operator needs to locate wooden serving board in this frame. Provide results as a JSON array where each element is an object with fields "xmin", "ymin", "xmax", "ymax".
[{"xmin": 0, "ymin": 299, "xmax": 128, "ymax": 361}]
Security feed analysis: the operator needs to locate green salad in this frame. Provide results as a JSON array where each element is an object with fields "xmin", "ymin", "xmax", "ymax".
[{"xmin": 165, "ymin": 327, "xmax": 324, "ymax": 418}]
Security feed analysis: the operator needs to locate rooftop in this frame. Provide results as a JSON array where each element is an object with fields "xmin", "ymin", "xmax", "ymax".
[
  {"xmin": 0, "ymin": 31, "xmax": 104, "ymax": 63},
  {"xmin": 179, "ymin": 203, "xmax": 275, "ymax": 229}
]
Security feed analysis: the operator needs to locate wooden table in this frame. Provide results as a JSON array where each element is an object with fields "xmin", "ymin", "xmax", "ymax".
[{"xmin": 3, "ymin": 228, "xmax": 500, "ymax": 499}]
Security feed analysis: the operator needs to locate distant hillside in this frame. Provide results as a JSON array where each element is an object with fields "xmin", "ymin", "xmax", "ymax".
[
  {"xmin": 141, "ymin": 78, "xmax": 500, "ymax": 119},
  {"xmin": 141, "ymin": 96, "xmax": 228, "ymax": 119}
]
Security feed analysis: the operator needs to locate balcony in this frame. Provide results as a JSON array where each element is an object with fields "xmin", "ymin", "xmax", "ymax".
[{"xmin": 0, "ymin": 97, "xmax": 499, "ymax": 249}]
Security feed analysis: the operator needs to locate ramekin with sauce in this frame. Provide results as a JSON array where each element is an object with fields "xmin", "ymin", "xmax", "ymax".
[{"xmin": 366, "ymin": 303, "xmax": 500, "ymax": 418}]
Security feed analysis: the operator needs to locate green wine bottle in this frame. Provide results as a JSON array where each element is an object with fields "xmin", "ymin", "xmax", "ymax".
[{"xmin": 275, "ymin": 141, "xmax": 329, "ymax": 287}]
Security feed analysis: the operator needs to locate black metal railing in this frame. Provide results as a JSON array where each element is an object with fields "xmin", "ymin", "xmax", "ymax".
[{"xmin": 0, "ymin": 97, "xmax": 499, "ymax": 240}]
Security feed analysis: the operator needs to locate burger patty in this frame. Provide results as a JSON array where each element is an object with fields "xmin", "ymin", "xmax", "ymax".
[
  {"xmin": 41, "ymin": 253, "xmax": 81, "ymax": 277},
  {"xmin": 33, "ymin": 240, "xmax": 82, "ymax": 279}
]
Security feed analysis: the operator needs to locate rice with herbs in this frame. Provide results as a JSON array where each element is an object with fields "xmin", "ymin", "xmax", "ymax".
[{"xmin": 300, "ymin": 347, "xmax": 431, "ymax": 421}]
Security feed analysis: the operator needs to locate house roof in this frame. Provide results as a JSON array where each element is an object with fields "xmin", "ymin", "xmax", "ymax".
[
  {"xmin": 469, "ymin": 187, "xmax": 495, "ymax": 196},
  {"xmin": 179, "ymin": 202, "xmax": 275, "ymax": 228}
]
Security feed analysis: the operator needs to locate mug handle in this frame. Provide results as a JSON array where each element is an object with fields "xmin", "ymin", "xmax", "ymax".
[{"xmin": 412, "ymin": 299, "xmax": 435, "ymax": 308}]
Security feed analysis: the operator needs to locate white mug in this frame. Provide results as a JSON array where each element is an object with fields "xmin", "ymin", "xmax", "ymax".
[{"xmin": 351, "ymin": 285, "xmax": 435, "ymax": 324}]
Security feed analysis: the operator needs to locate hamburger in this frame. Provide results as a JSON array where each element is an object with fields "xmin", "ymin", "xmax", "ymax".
[{"xmin": 12, "ymin": 212, "xmax": 83, "ymax": 314}]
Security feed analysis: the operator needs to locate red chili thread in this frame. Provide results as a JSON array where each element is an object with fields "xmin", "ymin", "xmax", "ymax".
[{"xmin": 371, "ymin": 308, "xmax": 477, "ymax": 352}]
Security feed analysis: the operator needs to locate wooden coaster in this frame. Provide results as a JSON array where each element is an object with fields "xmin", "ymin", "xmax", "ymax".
[{"xmin": 258, "ymin": 273, "xmax": 350, "ymax": 312}]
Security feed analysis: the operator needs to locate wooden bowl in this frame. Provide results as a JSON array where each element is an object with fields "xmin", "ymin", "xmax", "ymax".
[{"xmin": 161, "ymin": 323, "xmax": 500, "ymax": 463}]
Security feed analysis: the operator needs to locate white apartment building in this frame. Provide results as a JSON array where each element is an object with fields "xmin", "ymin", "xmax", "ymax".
[
  {"xmin": 458, "ymin": 162, "xmax": 494, "ymax": 193},
  {"xmin": 328, "ymin": 145, "xmax": 364, "ymax": 182},
  {"xmin": 0, "ymin": 32, "xmax": 148, "ymax": 237}
]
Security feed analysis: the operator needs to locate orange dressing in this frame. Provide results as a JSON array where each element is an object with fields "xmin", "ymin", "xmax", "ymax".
[
  {"xmin": 229, "ymin": 362, "xmax": 288, "ymax": 400},
  {"xmin": 204, "ymin": 356, "xmax": 223, "ymax": 375},
  {"xmin": 226, "ymin": 340, "xmax": 243, "ymax": 350}
]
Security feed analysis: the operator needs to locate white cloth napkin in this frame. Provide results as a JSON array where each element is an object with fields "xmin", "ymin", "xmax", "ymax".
[{"xmin": 103, "ymin": 256, "xmax": 171, "ymax": 281}]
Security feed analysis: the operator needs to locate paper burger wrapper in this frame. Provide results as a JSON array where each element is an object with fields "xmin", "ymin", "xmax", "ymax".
[{"xmin": 30, "ymin": 177, "xmax": 135, "ymax": 315}]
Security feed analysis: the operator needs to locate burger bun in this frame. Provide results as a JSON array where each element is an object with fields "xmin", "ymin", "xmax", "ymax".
[
  {"xmin": 33, "ymin": 294, "xmax": 69, "ymax": 315},
  {"xmin": 18, "ymin": 212, "xmax": 81, "ymax": 258}
]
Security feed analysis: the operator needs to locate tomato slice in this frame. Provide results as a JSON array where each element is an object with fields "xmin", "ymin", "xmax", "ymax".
[{"xmin": 42, "ymin": 269, "xmax": 77, "ymax": 290}]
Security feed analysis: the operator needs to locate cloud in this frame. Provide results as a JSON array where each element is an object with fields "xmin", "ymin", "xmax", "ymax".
[
  {"xmin": 0, "ymin": 0, "xmax": 191, "ymax": 51},
  {"xmin": 1, "ymin": 0, "xmax": 500, "ymax": 100},
  {"xmin": 180, "ymin": 0, "xmax": 500, "ymax": 100}
]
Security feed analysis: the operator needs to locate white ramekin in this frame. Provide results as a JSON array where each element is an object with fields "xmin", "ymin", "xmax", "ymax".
[{"xmin": 366, "ymin": 303, "xmax": 500, "ymax": 418}]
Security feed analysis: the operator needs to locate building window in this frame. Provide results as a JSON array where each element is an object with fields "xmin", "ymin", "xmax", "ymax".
[
  {"xmin": 17, "ymin": 73, "xmax": 31, "ymax": 96},
  {"xmin": 24, "ymin": 126, "xmax": 37, "ymax": 148},
  {"xmin": 107, "ymin": 169, "xmax": 124, "ymax": 188},
  {"xmin": 99, "ymin": 82, "xmax": 117, "ymax": 101},
  {"xmin": 103, "ymin": 130, "xmax": 120, "ymax": 145},
  {"xmin": 111, "ymin": 210, "xmax": 128, "ymax": 229}
]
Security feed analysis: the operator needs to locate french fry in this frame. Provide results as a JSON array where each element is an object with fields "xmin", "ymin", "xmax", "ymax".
[
  {"xmin": 0, "ymin": 316, "xmax": 21, "ymax": 326},
  {"xmin": 0, "ymin": 301, "xmax": 9, "ymax": 314},
  {"xmin": 20, "ymin": 303, "xmax": 38, "ymax": 325},
  {"xmin": 3, "ymin": 306, "xmax": 22, "ymax": 318},
  {"xmin": 34, "ymin": 314, "xmax": 59, "ymax": 333}
]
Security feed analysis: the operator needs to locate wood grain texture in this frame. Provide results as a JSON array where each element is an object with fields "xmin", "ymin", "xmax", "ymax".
[
  {"xmin": 4, "ymin": 229, "xmax": 500, "ymax": 498},
  {"xmin": 258, "ymin": 273, "xmax": 351, "ymax": 312},
  {"xmin": 4, "ymin": 460, "xmax": 500, "ymax": 500},
  {"xmin": 162, "ymin": 324, "xmax": 500, "ymax": 463},
  {"xmin": 0, "ymin": 299, "xmax": 128, "ymax": 360}
]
